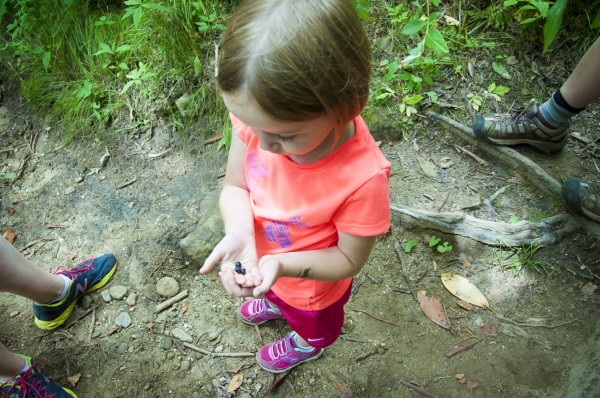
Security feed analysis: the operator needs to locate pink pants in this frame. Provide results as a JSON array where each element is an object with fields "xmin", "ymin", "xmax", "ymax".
[{"xmin": 265, "ymin": 282, "xmax": 352, "ymax": 349}]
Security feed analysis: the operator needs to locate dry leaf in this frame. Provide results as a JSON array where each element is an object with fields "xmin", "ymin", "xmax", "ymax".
[
  {"xmin": 456, "ymin": 300, "xmax": 476, "ymax": 311},
  {"xmin": 416, "ymin": 290, "xmax": 451, "ymax": 330},
  {"xmin": 182, "ymin": 303, "xmax": 189, "ymax": 315},
  {"xmin": 2, "ymin": 228, "xmax": 16, "ymax": 244},
  {"xmin": 226, "ymin": 373, "xmax": 244, "ymax": 393},
  {"xmin": 463, "ymin": 257, "xmax": 471, "ymax": 268},
  {"xmin": 454, "ymin": 373, "xmax": 465, "ymax": 380},
  {"xmin": 67, "ymin": 373, "xmax": 81, "ymax": 387},
  {"xmin": 480, "ymin": 323, "xmax": 498, "ymax": 337},
  {"xmin": 466, "ymin": 380, "xmax": 480, "ymax": 392},
  {"xmin": 6, "ymin": 207, "xmax": 15, "ymax": 216},
  {"xmin": 441, "ymin": 273, "xmax": 493, "ymax": 312}
]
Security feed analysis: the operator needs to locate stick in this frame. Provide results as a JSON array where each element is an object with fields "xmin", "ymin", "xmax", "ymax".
[
  {"xmin": 397, "ymin": 380, "xmax": 439, "ymax": 398},
  {"xmin": 393, "ymin": 241, "xmax": 417, "ymax": 300},
  {"xmin": 445, "ymin": 339, "xmax": 480, "ymax": 358},
  {"xmin": 154, "ymin": 290, "xmax": 188, "ymax": 313},
  {"xmin": 117, "ymin": 178, "xmax": 137, "ymax": 189},
  {"xmin": 456, "ymin": 145, "xmax": 489, "ymax": 167},
  {"xmin": 182, "ymin": 342, "xmax": 255, "ymax": 357},
  {"xmin": 494, "ymin": 314, "xmax": 579, "ymax": 329},
  {"xmin": 349, "ymin": 309, "xmax": 398, "ymax": 326}
]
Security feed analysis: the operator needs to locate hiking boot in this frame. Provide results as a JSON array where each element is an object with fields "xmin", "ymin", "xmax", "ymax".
[
  {"xmin": 0, "ymin": 354, "xmax": 77, "ymax": 398},
  {"xmin": 33, "ymin": 254, "xmax": 117, "ymax": 331},
  {"xmin": 256, "ymin": 332, "xmax": 324, "ymax": 373},
  {"xmin": 562, "ymin": 179, "xmax": 600, "ymax": 222},
  {"xmin": 473, "ymin": 99, "xmax": 569, "ymax": 154},
  {"xmin": 238, "ymin": 298, "xmax": 283, "ymax": 325}
]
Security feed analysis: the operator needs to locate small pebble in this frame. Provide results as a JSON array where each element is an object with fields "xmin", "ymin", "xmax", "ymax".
[
  {"xmin": 160, "ymin": 336, "xmax": 173, "ymax": 350},
  {"xmin": 180, "ymin": 360, "xmax": 191, "ymax": 371},
  {"xmin": 80, "ymin": 295, "xmax": 93, "ymax": 309},
  {"xmin": 118, "ymin": 343, "xmax": 129, "ymax": 354},
  {"xmin": 115, "ymin": 312, "xmax": 132, "ymax": 328},
  {"xmin": 101, "ymin": 290, "xmax": 112, "ymax": 303},
  {"xmin": 109, "ymin": 285, "xmax": 129, "ymax": 300},
  {"xmin": 171, "ymin": 328, "xmax": 193, "ymax": 343},
  {"xmin": 126, "ymin": 293, "xmax": 137, "ymax": 306},
  {"xmin": 156, "ymin": 277, "xmax": 180, "ymax": 298},
  {"xmin": 9, "ymin": 311, "xmax": 19, "ymax": 318}
]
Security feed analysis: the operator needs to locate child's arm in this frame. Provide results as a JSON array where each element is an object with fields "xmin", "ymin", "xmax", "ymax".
[
  {"xmin": 253, "ymin": 231, "xmax": 377, "ymax": 297},
  {"xmin": 200, "ymin": 133, "xmax": 261, "ymax": 295}
]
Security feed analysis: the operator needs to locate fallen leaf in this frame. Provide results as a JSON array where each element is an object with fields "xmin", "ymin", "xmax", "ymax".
[
  {"xmin": 463, "ymin": 257, "xmax": 471, "ymax": 268},
  {"xmin": 456, "ymin": 300, "xmax": 476, "ymax": 311},
  {"xmin": 6, "ymin": 207, "xmax": 15, "ymax": 216},
  {"xmin": 205, "ymin": 134, "xmax": 223, "ymax": 145},
  {"xmin": 333, "ymin": 381, "xmax": 353, "ymax": 397},
  {"xmin": 466, "ymin": 379, "xmax": 480, "ymax": 392},
  {"xmin": 67, "ymin": 373, "xmax": 81, "ymax": 387},
  {"xmin": 441, "ymin": 273, "xmax": 493, "ymax": 312},
  {"xmin": 454, "ymin": 373, "xmax": 465, "ymax": 380},
  {"xmin": 182, "ymin": 303, "xmax": 189, "ymax": 315},
  {"xmin": 480, "ymin": 323, "xmax": 498, "ymax": 337},
  {"xmin": 416, "ymin": 290, "xmax": 451, "ymax": 330},
  {"xmin": 226, "ymin": 373, "xmax": 244, "ymax": 393},
  {"xmin": 2, "ymin": 228, "xmax": 16, "ymax": 244}
]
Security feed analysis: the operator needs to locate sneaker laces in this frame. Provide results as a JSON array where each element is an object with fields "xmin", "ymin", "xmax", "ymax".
[
  {"xmin": 1, "ymin": 361, "xmax": 56, "ymax": 398},
  {"xmin": 249, "ymin": 299, "xmax": 268, "ymax": 315},
  {"xmin": 53, "ymin": 260, "xmax": 93, "ymax": 280},
  {"xmin": 587, "ymin": 181, "xmax": 600, "ymax": 196},
  {"xmin": 269, "ymin": 336, "xmax": 292, "ymax": 360}
]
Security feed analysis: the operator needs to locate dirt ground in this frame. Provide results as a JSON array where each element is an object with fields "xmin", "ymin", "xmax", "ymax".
[{"xmin": 1, "ymin": 73, "xmax": 600, "ymax": 398}]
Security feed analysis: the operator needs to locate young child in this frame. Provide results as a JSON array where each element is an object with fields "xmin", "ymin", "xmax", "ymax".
[{"xmin": 200, "ymin": 0, "xmax": 391, "ymax": 373}]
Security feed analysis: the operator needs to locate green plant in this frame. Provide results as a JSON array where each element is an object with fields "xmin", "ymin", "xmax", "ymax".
[
  {"xmin": 122, "ymin": 0, "xmax": 168, "ymax": 28},
  {"xmin": 405, "ymin": 239, "xmax": 416, "ymax": 253},
  {"xmin": 428, "ymin": 235, "xmax": 453, "ymax": 253},
  {"xmin": 494, "ymin": 242, "xmax": 555, "ymax": 276}
]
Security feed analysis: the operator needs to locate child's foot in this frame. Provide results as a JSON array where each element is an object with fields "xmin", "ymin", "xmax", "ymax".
[
  {"xmin": 256, "ymin": 332, "xmax": 323, "ymax": 373},
  {"xmin": 472, "ymin": 99, "xmax": 569, "ymax": 154},
  {"xmin": 0, "ymin": 354, "xmax": 77, "ymax": 398},
  {"xmin": 33, "ymin": 253, "xmax": 118, "ymax": 331},
  {"xmin": 562, "ymin": 179, "xmax": 600, "ymax": 222},
  {"xmin": 238, "ymin": 298, "xmax": 283, "ymax": 325}
]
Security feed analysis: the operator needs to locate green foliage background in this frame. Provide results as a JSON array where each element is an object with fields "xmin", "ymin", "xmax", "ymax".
[{"xmin": 0, "ymin": 0, "xmax": 598, "ymax": 147}]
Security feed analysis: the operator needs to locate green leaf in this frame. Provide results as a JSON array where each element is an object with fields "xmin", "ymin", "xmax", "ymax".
[
  {"xmin": 193, "ymin": 56, "xmax": 203, "ymax": 76},
  {"xmin": 42, "ymin": 51, "xmax": 51, "ymax": 71},
  {"xmin": 492, "ymin": 62, "xmax": 510, "ymax": 79},
  {"xmin": 402, "ymin": 19, "xmax": 426, "ymax": 35},
  {"xmin": 509, "ymin": 215, "xmax": 520, "ymax": 224},
  {"xmin": 3, "ymin": 171, "xmax": 16, "ymax": 180},
  {"xmin": 503, "ymin": 0, "xmax": 518, "ymax": 7},
  {"xmin": 405, "ymin": 239, "xmax": 416, "ymax": 253},
  {"xmin": 592, "ymin": 9, "xmax": 600, "ymax": 29},
  {"xmin": 403, "ymin": 94, "xmax": 423, "ymax": 105},
  {"xmin": 424, "ymin": 27, "xmax": 449, "ymax": 53},
  {"xmin": 76, "ymin": 81, "xmax": 93, "ymax": 99},
  {"xmin": 543, "ymin": 0, "xmax": 568, "ymax": 53},
  {"xmin": 492, "ymin": 85, "xmax": 510, "ymax": 96},
  {"xmin": 428, "ymin": 236, "xmax": 441, "ymax": 247}
]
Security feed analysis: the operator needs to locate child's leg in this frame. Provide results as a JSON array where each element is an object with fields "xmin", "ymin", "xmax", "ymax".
[
  {"xmin": 0, "ymin": 343, "xmax": 26, "ymax": 379},
  {"xmin": 0, "ymin": 237, "xmax": 65, "ymax": 303}
]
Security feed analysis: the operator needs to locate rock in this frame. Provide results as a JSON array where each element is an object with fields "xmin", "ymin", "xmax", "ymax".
[
  {"xmin": 156, "ymin": 277, "xmax": 180, "ymax": 298},
  {"xmin": 109, "ymin": 285, "xmax": 129, "ymax": 300},
  {"xmin": 126, "ymin": 293, "xmax": 137, "ymax": 306},
  {"xmin": 171, "ymin": 327, "xmax": 193, "ymax": 343},
  {"xmin": 118, "ymin": 343, "xmax": 129, "ymax": 354},
  {"xmin": 115, "ymin": 312, "xmax": 132, "ymax": 328},
  {"xmin": 160, "ymin": 336, "xmax": 173, "ymax": 350},
  {"xmin": 80, "ymin": 295, "xmax": 93, "ymax": 309},
  {"xmin": 179, "ymin": 191, "xmax": 223, "ymax": 265},
  {"xmin": 180, "ymin": 360, "xmax": 191, "ymax": 371},
  {"xmin": 101, "ymin": 290, "xmax": 112, "ymax": 303},
  {"xmin": 64, "ymin": 186, "xmax": 76, "ymax": 195}
]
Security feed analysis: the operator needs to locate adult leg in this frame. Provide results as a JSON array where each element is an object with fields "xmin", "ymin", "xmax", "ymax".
[{"xmin": 560, "ymin": 36, "xmax": 600, "ymax": 108}]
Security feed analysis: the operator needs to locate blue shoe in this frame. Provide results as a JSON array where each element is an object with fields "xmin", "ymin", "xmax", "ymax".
[
  {"xmin": 562, "ymin": 179, "xmax": 600, "ymax": 222},
  {"xmin": 0, "ymin": 354, "xmax": 77, "ymax": 397},
  {"xmin": 32, "ymin": 254, "xmax": 117, "ymax": 331}
]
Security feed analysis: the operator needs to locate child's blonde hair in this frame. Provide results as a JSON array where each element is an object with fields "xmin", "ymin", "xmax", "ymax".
[{"xmin": 217, "ymin": 0, "xmax": 371, "ymax": 135}]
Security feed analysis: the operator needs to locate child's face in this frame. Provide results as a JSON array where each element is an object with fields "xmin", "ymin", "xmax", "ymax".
[{"xmin": 222, "ymin": 92, "xmax": 337, "ymax": 164}]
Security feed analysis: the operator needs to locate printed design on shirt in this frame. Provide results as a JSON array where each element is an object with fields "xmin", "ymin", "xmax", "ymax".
[
  {"xmin": 263, "ymin": 217, "xmax": 310, "ymax": 248},
  {"xmin": 245, "ymin": 150, "xmax": 269, "ymax": 201}
]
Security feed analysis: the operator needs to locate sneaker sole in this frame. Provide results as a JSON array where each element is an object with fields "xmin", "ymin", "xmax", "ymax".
[
  {"xmin": 256, "ymin": 348, "xmax": 324, "ymax": 373},
  {"xmin": 34, "ymin": 261, "xmax": 118, "ymax": 331},
  {"xmin": 562, "ymin": 179, "xmax": 600, "ymax": 222},
  {"xmin": 473, "ymin": 116, "xmax": 568, "ymax": 155}
]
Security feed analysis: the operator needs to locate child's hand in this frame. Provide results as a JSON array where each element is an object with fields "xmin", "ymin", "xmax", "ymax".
[
  {"xmin": 233, "ymin": 262, "xmax": 263, "ymax": 288},
  {"xmin": 253, "ymin": 255, "xmax": 282, "ymax": 297}
]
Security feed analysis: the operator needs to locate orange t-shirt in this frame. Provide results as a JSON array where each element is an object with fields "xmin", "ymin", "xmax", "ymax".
[{"xmin": 233, "ymin": 114, "xmax": 391, "ymax": 310}]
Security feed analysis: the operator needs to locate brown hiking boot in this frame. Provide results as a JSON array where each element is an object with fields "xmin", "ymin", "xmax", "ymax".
[
  {"xmin": 473, "ymin": 99, "xmax": 569, "ymax": 154},
  {"xmin": 562, "ymin": 179, "xmax": 600, "ymax": 222}
]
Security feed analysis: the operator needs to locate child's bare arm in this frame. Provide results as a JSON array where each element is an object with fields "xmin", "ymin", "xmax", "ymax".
[{"xmin": 253, "ymin": 232, "xmax": 377, "ymax": 297}]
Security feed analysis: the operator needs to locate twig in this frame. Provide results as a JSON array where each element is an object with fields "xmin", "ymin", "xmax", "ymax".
[
  {"xmin": 349, "ymin": 309, "xmax": 398, "ymax": 326},
  {"xmin": 181, "ymin": 342, "xmax": 255, "ymax": 357},
  {"xmin": 437, "ymin": 193, "xmax": 450, "ymax": 211},
  {"xmin": 63, "ymin": 308, "xmax": 95, "ymax": 330},
  {"xmin": 154, "ymin": 290, "xmax": 189, "ymax": 313},
  {"xmin": 355, "ymin": 350, "xmax": 375, "ymax": 361},
  {"xmin": 148, "ymin": 148, "xmax": 172, "ymax": 159},
  {"xmin": 393, "ymin": 241, "xmax": 417, "ymax": 300},
  {"xmin": 88, "ymin": 307, "xmax": 96, "ymax": 342},
  {"xmin": 445, "ymin": 339, "xmax": 480, "ymax": 358},
  {"xmin": 0, "ymin": 143, "xmax": 26, "ymax": 154},
  {"xmin": 488, "ymin": 185, "xmax": 510, "ymax": 203},
  {"xmin": 494, "ymin": 314, "xmax": 579, "ymax": 329},
  {"xmin": 455, "ymin": 145, "xmax": 489, "ymax": 167},
  {"xmin": 17, "ymin": 237, "xmax": 56, "ymax": 252},
  {"xmin": 397, "ymin": 380, "xmax": 439, "ymax": 398},
  {"xmin": 117, "ymin": 178, "xmax": 137, "ymax": 189},
  {"xmin": 150, "ymin": 252, "xmax": 170, "ymax": 278}
]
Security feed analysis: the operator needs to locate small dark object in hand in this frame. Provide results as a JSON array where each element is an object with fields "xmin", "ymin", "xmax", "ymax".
[{"xmin": 234, "ymin": 262, "xmax": 246, "ymax": 275}]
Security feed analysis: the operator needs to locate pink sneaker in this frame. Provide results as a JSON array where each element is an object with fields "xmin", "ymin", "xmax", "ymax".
[
  {"xmin": 238, "ymin": 298, "xmax": 284, "ymax": 325},
  {"xmin": 256, "ymin": 332, "xmax": 324, "ymax": 373}
]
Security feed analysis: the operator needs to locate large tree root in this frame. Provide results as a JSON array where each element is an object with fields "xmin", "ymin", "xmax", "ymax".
[
  {"xmin": 389, "ymin": 111, "xmax": 600, "ymax": 246},
  {"xmin": 391, "ymin": 204, "xmax": 580, "ymax": 246}
]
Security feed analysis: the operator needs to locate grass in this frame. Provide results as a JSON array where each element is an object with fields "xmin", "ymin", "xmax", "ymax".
[
  {"xmin": 0, "ymin": 0, "xmax": 598, "ymax": 147},
  {"xmin": 493, "ymin": 242, "xmax": 557, "ymax": 278}
]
